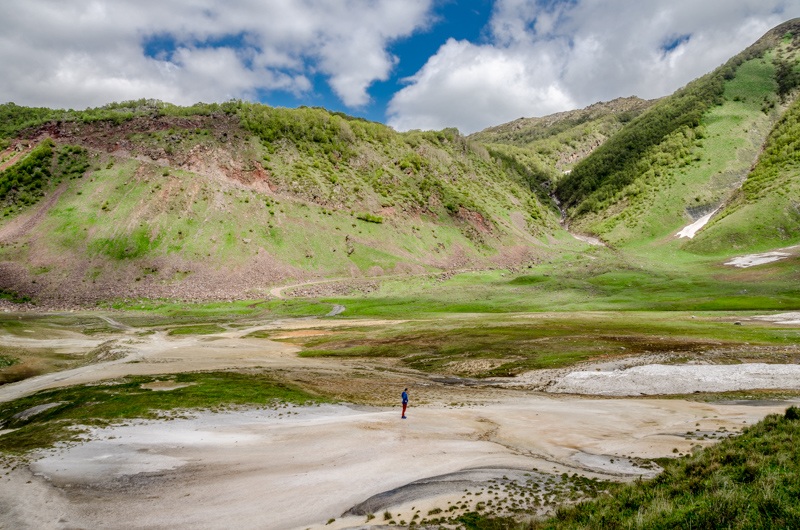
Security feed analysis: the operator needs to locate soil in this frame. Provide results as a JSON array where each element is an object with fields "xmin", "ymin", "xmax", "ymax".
[{"xmin": 1, "ymin": 308, "xmax": 799, "ymax": 529}]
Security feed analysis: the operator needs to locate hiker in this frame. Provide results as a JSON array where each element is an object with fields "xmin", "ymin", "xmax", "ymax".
[{"xmin": 401, "ymin": 388, "xmax": 408, "ymax": 419}]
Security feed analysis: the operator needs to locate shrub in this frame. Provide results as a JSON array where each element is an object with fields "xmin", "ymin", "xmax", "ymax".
[{"xmin": 356, "ymin": 213, "xmax": 383, "ymax": 224}]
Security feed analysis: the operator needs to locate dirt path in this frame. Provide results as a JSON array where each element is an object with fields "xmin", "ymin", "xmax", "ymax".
[
  {"xmin": 0, "ymin": 181, "xmax": 68, "ymax": 244},
  {"xmin": 0, "ymin": 144, "xmax": 34, "ymax": 172},
  {"xmin": 269, "ymin": 278, "xmax": 347, "ymax": 299}
]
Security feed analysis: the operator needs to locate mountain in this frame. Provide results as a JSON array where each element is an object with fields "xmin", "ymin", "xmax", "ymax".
[
  {"xmin": 550, "ymin": 19, "xmax": 800, "ymax": 248},
  {"xmin": 3, "ymin": 19, "xmax": 800, "ymax": 306},
  {"xmin": 0, "ymin": 101, "xmax": 565, "ymax": 305},
  {"xmin": 471, "ymin": 96, "xmax": 655, "ymax": 173}
]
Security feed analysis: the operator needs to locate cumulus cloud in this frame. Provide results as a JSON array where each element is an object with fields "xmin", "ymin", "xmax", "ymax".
[
  {"xmin": 388, "ymin": 0, "xmax": 794, "ymax": 133},
  {"xmin": 0, "ymin": 0, "xmax": 433, "ymax": 109}
]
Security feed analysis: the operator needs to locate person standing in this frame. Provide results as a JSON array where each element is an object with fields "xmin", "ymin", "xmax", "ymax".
[{"xmin": 401, "ymin": 388, "xmax": 408, "ymax": 419}]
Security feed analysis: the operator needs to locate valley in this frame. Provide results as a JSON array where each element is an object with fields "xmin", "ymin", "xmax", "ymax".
[{"xmin": 1, "ymin": 17, "xmax": 800, "ymax": 530}]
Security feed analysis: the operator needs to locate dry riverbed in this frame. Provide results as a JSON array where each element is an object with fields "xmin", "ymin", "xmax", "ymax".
[{"xmin": 1, "ymin": 310, "xmax": 799, "ymax": 529}]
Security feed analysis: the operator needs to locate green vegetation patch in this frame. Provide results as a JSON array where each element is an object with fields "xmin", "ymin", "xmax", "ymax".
[
  {"xmin": 356, "ymin": 212, "xmax": 383, "ymax": 224},
  {"xmin": 296, "ymin": 311, "xmax": 799, "ymax": 377},
  {"xmin": 0, "ymin": 355, "xmax": 20, "ymax": 369},
  {"xmin": 0, "ymin": 371, "xmax": 325, "ymax": 454},
  {"xmin": 0, "ymin": 138, "xmax": 54, "ymax": 207},
  {"xmin": 0, "ymin": 288, "xmax": 32, "ymax": 304},
  {"xmin": 167, "ymin": 324, "xmax": 226, "ymax": 335},
  {"xmin": 536, "ymin": 408, "xmax": 800, "ymax": 529}
]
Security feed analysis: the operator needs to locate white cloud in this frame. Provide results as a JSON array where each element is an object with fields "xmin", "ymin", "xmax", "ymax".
[
  {"xmin": 389, "ymin": 38, "xmax": 575, "ymax": 133},
  {"xmin": 0, "ymin": 0, "xmax": 433, "ymax": 110},
  {"xmin": 388, "ymin": 0, "xmax": 795, "ymax": 133}
]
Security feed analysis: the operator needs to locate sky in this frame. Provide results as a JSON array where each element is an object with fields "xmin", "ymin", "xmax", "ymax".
[{"xmin": 1, "ymin": 0, "xmax": 798, "ymax": 134}]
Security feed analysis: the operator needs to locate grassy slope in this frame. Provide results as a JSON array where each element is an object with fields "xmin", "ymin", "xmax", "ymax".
[
  {"xmin": 0, "ymin": 104, "xmax": 568, "ymax": 303},
  {"xmin": 555, "ymin": 20, "xmax": 800, "ymax": 250},
  {"xmin": 585, "ymin": 54, "xmax": 780, "ymax": 246},
  {"xmin": 563, "ymin": 58, "xmax": 779, "ymax": 246},
  {"xmin": 469, "ymin": 98, "xmax": 654, "ymax": 212},
  {"xmin": 471, "ymin": 97, "xmax": 654, "ymax": 173},
  {"xmin": 535, "ymin": 408, "xmax": 800, "ymax": 529},
  {"xmin": 687, "ymin": 58, "xmax": 800, "ymax": 254}
]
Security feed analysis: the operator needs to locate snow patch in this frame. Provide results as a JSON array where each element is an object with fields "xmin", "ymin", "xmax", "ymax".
[
  {"xmin": 676, "ymin": 209, "xmax": 718, "ymax": 239},
  {"xmin": 724, "ymin": 246, "xmax": 799, "ymax": 268}
]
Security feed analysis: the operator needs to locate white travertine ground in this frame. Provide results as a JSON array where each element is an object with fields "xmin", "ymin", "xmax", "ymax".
[{"xmin": 548, "ymin": 363, "xmax": 800, "ymax": 396}]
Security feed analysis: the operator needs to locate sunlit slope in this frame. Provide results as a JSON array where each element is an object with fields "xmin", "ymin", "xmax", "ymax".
[
  {"xmin": 0, "ymin": 103, "xmax": 566, "ymax": 303},
  {"xmin": 556, "ymin": 19, "xmax": 800, "ymax": 247},
  {"xmin": 470, "ymin": 97, "xmax": 654, "ymax": 207},
  {"xmin": 686, "ymin": 94, "xmax": 800, "ymax": 254}
]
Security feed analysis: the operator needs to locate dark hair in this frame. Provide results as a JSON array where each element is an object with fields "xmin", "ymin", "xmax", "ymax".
[{"xmin": 404, "ymin": 388, "xmax": 408, "ymax": 391}]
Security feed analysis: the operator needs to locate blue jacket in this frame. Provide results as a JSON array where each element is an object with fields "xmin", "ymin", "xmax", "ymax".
[{"xmin": 402, "ymin": 391, "xmax": 408, "ymax": 404}]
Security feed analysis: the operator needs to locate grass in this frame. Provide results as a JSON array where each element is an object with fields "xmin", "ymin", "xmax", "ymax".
[
  {"xmin": 574, "ymin": 54, "xmax": 780, "ymax": 246},
  {"xmin": 0, "ymin": 371, "xmax": 326, "ymax": 455},
  {"xmin": 533, "ymin": 407, "xmax": 800, "ymax": 529},
  {"xmin": 315, "ymin": 247, "xmax": 800, "ymax": 317},
  {"xmin": 102, "ymin": 299, "xmax": 331, "ymax": 327},
  {"xmin": 168, "ymin": 324, "xmax": 226, "ymax": 335},
  {"xmin": 293, "ymin": 310, "xmax": 800, "ymax": 377},
  {"xmin": 436, "ymin": 408, "xmax": 800, "ymax": 529}
]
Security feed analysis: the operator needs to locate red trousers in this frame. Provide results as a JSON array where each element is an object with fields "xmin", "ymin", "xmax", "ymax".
[{"xmin": 402, "ymin": 403, "xmax": 407, "ymax": 417}]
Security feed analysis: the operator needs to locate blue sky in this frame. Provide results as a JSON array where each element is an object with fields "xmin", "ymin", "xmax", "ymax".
[
  {"xmin": 1, "ymin": 0, "xmax": 797, "ymax": 133},
  {"xmin": 258, "ymin": 0, "xmax": 495, "ymax": 123}
]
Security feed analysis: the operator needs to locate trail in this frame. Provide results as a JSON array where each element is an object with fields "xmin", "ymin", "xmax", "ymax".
[
  {"xmin": 0, "ymin": 181, "xmax": 68, "ymax": 244},
  {"xmin": 269, "ymin": 278, "xmax": 347, "ymax": 300},
  {"xmin": 0, "ymin": 143, "xmax": 35, "ymax": 172}
]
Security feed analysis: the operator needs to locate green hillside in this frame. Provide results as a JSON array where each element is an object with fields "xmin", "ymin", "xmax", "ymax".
[
  {"xmin": 471, "ymin": 96, "xmax": 654, "ymax": 173},
  {"xmin": 0, "ymin": 101, "xmax": 567, "ymax": 304},
  {"xmin": 470, "ymin": 97, "xmax": 655, "ymax": 210},
  {"xmin": 553, "ymin": 19, "xmax": 800, "ymax": 247},
  {"xmin": 687, "ymin": 61, "xmax": 800, "ymax": 254}
]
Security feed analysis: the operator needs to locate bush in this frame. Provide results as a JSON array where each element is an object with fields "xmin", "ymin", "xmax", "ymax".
[
  {"xmin": 356, "ymin": 213, "xmax": 383, "ymax": 224},
  {"xmin": 0, "ymin": 138, "xmax": 54, "ymax": 203}
]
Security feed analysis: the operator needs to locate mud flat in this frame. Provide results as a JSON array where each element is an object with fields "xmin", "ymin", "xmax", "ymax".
[
  {"xmin": 544, "ymin": 363, "xmax": 800, "ymax": 396},
  {"xmin": 0, "ymin": 397, "xmax": 790, "ymax": 529}
]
